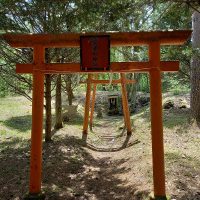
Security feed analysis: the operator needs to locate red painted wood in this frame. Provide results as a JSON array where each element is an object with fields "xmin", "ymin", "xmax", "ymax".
[
  {"xmin": 16, "ymin": 61, "xmax": 179, "ymax": 74},
  {"xmin": 2, "ymin": 30, "xmax": 191, "ymax": 47},
  {"xmin": 80, "ymin": 36, "xmax": 110, "ymax": 71}
]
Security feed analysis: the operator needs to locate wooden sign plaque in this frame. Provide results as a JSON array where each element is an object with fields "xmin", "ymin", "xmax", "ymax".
[{"xmin": 80, "ymin": 35, "xmax": 110, "ymax": 71}]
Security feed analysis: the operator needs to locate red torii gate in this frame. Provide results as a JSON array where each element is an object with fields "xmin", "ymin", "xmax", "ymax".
[
  {"xmin": 2, "ymin": 30, "xmax": 191, "ymax": 200},
  {"xmin": 81, "ymin": 73, "xmax": 136, "ymax": 135}
]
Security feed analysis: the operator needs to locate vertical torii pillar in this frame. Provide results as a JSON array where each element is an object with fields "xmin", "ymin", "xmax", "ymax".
[
  {"xmin": 149, "ymin": 42, "xmax": 167, "ymax": 200},
  {"xmin": 25, "ymin": 46, "xmax": 45, "ymax": 200},
  {"xmin": 89, "ymin": 74, "xmax": 98, "ymax": 130},
  {"xmin": 120, "ymin": 73, "xmax": 132, "ymax": 135},
  {"xmin": 82, "ymin": 74, "xmax": 92, "ymax": 139}
]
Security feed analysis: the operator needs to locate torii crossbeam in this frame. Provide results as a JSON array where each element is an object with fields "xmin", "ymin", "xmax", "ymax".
[{"xmin": 2, "ymin": 30, "xmax": 191, "ymax": 200}]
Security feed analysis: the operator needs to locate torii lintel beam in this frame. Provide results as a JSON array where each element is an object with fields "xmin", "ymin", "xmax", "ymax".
[{"xmin": 2, "ymin": 30, "xmax": 191, "ymax": 47}]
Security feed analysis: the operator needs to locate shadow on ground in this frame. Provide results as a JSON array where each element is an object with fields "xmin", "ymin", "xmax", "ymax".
[
  {"xmin": 166, "ymin": 152, "xmax": 200, "ymax": 200},
  {"xmin": 3, "ymin": 115, "xmax": 32, "ymax": 132},
  {"xmin": 136, "ymin": 106, "xmax": 191, "ymax": 129},
  {"xmin": 0, "ymin": 134, "xmax": 148, "ymax": 200},
  {"xmin": 0, "ymin": 130, "xmax": 199, "ymax": 199},
  {"xmin": 63, "ymin": 113, "xmax": 84, "ymax": 126},
  {"xmin": 86, "ymin": 135, "xmax": 140, "ymax": 152},
  {"xmin": 42, "ymin": 135, "xmax": 149, "ymax": 200},
  {"xmin": 0, "ymin": 137, "xmax": 30, "ymax": 200}
]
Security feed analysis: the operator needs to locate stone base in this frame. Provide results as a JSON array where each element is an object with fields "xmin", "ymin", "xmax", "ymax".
[
  {"xmin": 24, "ymin": 192, "xmax": 45, "ymax": 200},
  {"xmin": 149, "ymin": 193, "xmax": 169, "ymax": 200}
]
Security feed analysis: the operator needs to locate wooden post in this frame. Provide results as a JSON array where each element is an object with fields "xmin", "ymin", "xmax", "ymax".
[
  {"xmin": 120, "ymin": 73, "xmax": 132, "ymax": 135},
  {"xmin": 82, "ymin": 74, "xmax": 92, "ymax": 136},
  {"xmin": 29, "ymin": 46, "xmax": 45, "ymax": 196},
  {"xmin": 89, "ymin": 75, "xmax": 98, "ymax": 130},
  {"xmin": 121, "ymin": 79, "xmax": 128, "ymax": 129},
  {"xmin": 149, "ymin": 42, "xmax": 167, "ymax": 199}
]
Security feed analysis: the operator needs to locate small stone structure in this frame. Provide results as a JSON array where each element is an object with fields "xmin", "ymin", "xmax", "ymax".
[{"xmin": 107, "ymin": 94, "xmax": 119, "ymax": 115}]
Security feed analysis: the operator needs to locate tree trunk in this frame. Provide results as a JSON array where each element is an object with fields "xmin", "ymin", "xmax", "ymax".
[
  {"xmin": 191, "ymin": 56, "xmax": 200, "ymax": 124},
  {"xmin": 54, "ymin": 74, "xmax": 63, "ymax": 129},
  {"xmin": 65, "ymin": 75, "xmax": 74, "ymax": 106},
  {"xmin": 44, "ymin": 49, "xmax": 52, "ymax": 142},
  {"xmin": 127, "ymin": 73, "xmax": 138, "ymax": 108},
  {"xmin": 192, "ymin": 11, "xmax": 200, "ymax": 48},
  {"xmin": 191, "ymin": 11, "xmax": 200, "ymax": 125},
  {"xmin": 45, "ymin": 74, "xmax": 52, "ymax": 142}
]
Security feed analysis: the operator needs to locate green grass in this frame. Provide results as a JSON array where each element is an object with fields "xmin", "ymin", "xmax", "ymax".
[
  {"xmin": 163, "ymin": 109, "xmax": 190, "ymax": 129},
  {"xmin": 171, "ymin": 87, "xmax": 190, "ymax": 96},
  {"xmin": 0, "ymin": 96, "xmax": 31, "ymax": 139},
  {"xmin": 0, "ymin": 94, "xmax": 193, "ymax": 139},
  {"xmin": 64, "ymin": 113, "xmax": 84, "ymax": 127}
]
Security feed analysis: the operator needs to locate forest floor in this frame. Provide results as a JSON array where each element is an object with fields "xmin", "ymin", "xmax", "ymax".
[{"xmin": 0, "ymin": 92, "xmax": 200, "ymax": 200}]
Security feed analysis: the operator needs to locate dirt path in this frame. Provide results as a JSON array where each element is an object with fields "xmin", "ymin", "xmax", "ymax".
[
  {"xmin": 42, "ymin": 112, "xmax": 200, "ymax": 200},
  {"xmin": 40, "ymin": 116, "xmax": 151, "ymax": 200}
]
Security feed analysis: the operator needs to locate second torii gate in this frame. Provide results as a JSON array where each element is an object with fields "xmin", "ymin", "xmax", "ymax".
[
  {"xmin": 2, "ymin": 30, "xmax": 191, "ymax": 200},
  {"xmin": 81, "ymin": 73, "xmax": 136, "ymax": 134}
]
